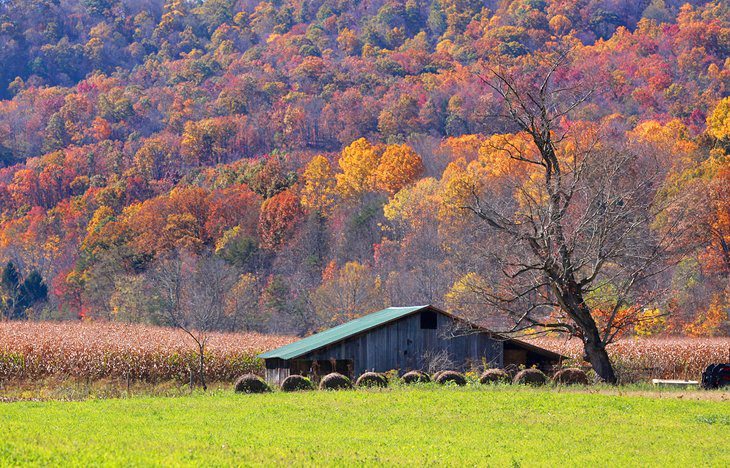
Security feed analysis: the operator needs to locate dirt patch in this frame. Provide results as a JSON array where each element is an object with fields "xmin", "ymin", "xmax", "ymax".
[{"xmin": 568, "ymin": 388, "xmax": 730, "ymax": 401}]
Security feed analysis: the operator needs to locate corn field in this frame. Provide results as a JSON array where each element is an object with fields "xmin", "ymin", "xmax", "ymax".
[
  {"xmin": 1, "ymin": 321, "xmax": 728, "ymax": 385},
  {"xmin": 0, "ymin": 321, "xmax": 294, "ymax": 384},
  {"xmin": 531, "ymin": 337, "xmax": 730, "ymax": 383}
]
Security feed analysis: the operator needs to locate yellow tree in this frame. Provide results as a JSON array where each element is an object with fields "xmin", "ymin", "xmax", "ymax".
[
  {"xmin": 628, "ymin": 119, "xmax": 699, "ymax": 169},
  {"xmin": 374, "ymin": 143, "xmax": 425, "ymax": 196},
  {"xmin": 707, "ymin": 96, "xmax": 730, "ymax": 142},
  {"xmin": 549, "ymin": 15, "xmax": 572, "ymax": 36},
  {"xmin": 444, "ymin": 272, "xmax": 495, "ymax": 325},
  {"xmin": 335, "ymin": 138, "xmax": 381, "ymax": 199},
  {"xmin": 301, "ymin": 155, "xmax": 337, "ymax": 216},
  {"xmin": 180, "ymin": 118, "xmax": 237, "ymax": 166},
  {"xmin": 383, "ymin": 177, "xmax": 440, "ymax": 235},
  {"xmin": 438, "ymin": 133, "xmax": 540, "ymax": 226}
]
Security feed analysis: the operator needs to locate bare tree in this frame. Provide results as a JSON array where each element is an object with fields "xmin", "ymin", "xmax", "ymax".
[
  {"xmin": 422, "ymin": 349, "xmax": 454, "ymax": 374},
  {"xmin": 457, "ymin": 51, "xmax": 686, "ymax": 383},
  {"xmin": 224, "ymin": 273, "xmax": 263, "ymax": 332},
  {"xmin": 153, "ymin": 250, "xmax": 237, "ymax": 390}
]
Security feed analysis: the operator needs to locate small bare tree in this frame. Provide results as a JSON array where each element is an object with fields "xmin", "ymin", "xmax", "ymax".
[
  {"xmin": 455, "ymin": 51, "xmax": 686, "ymax": 383},
  {"xmin": 153, "ymin": 250, "xmax": 236, "ymax": 390},
  {"xmin": 224, "ymin": 273, "xmax": 263, "ymax": 332},
  {"xmin": 422, "ymin": 349, "xmax": 454, "ymax": 374}
]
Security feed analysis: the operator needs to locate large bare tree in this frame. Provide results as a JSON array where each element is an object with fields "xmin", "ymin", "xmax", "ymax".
[{"xmin": 457, "ymin": 52, "xmax": 685, "ymax": 383}]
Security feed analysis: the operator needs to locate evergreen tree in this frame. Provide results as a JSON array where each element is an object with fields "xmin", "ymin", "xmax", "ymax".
[
  {"xmin": 1, "ymin": 263, "xmax": 48, "ymax": 320},
  {"xmin": 20, "ymin": 270, "xmax": 49, "ymax": 312},
  {"xmin": 1, "ymin": 262, "xmax": 21, "ymax": 320}
]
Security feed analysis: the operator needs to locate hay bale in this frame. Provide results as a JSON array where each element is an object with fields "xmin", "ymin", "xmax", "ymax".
[
  {"xmin": 281, "ymin": 375, "xmax": 314, "ymax": 392},
  {"xmin": 553, "ymin": 368, "xmax": 589, "ymax": 386},
  {"xmin": 402, "ymin": 370, "xmax": 430, "ymax": 384},
  {"xmin": 356, "ymin": 372, "xmax": 388, "ymax": 388},
  {"xmin": 431, "ymin": 370, "xmax": 445, "ymax": 382},
  {"xmin": 435, "ymin": 370, "xmax": 466, "ymax": 386},
  {"xmin": 234, "ymin": 374, "xmax": 271, "ymax": 394},
  {"xmin": 479, "ymin": 368, "xmax": 511, "ymax": 384},
  {"xmin": 319, "ymin": 372, "xmax": 353, "ymax": 390},
  {"xmin": 513, "ymin": 368, "xmax": 547, "ymax": 386}
]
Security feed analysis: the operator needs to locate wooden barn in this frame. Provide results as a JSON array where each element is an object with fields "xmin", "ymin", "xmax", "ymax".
[{"xmin": 259, "ymin": 305, "xmax": 565, "ymax": 385}]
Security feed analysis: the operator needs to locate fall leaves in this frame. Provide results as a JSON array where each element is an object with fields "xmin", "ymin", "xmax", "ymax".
[
  {"xmin": 707, "ymin": 97, "xmax": 730, "ymax": 142},
  {"xmin": 0, "ymin": 0, "xmax": 728, "ymax": 340},
  {"xmin": 332, "ymin": 138, "xmax": 424, "ymax": 200},
  {"xmin": 3, "ymin": 118, "xmax": 728, "ymax": 338},
  {"xmin": 301, "ymin": 155, "xmax": 336, "ymax": 215},
  {"xmin": 301, "ymin": 139, "xmax": 427, "ymax": 217},
  {"xmin": 73, "ymin": 138, "xmax": 425, "ymax": 273}
]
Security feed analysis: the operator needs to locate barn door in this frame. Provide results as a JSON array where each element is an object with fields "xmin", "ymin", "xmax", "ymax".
[{"xmin": 403, "ymin": 337, "xmax": 415, "ymax": 369}]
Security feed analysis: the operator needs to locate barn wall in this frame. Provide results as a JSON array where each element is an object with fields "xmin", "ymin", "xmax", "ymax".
[
  {"xmin": 298, "ymin": 312, "xmax": 503, "ymax": 376},
  {"xmin": 264, "ymin": 358, "xmax": 290, "ymax": 386}
]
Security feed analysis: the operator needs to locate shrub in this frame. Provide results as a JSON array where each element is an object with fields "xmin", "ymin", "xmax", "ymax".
[
  {"xmin": 479, "ymin": 368, "xmax": 510, "ymax": 384},
  {"xmin": 234, "ymin": 373, "xmax": 271, "ymax": 393},
  {"xmin": 355, "ymin": 372, "xmax": 388, "ymax": 388},
  {"xmin": 513, "ymin": 368, "xmax": 547, "ymax": 386},
  {"xmin": 435, "ymin": 370, "xmax": 466, "ymax": 386},
  {"xmin": 319, "ymin": 372, "xmax": 353, "ymax": 390},
  {"xmin": 553, "ymin": 368, "xmax": 589, "ymax": 385},
  {"xmin": 281, "ymin": 374, "xmax": 314, "ymax": 392},
  {"xmin": 402, "ymin": 370, "xmax": 430, "ymax": 384}
]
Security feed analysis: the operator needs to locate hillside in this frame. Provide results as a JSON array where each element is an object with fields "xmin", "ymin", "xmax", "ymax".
[{"xmin": 0, "ymin": 0, "xmax": 727, "ymax": 338}]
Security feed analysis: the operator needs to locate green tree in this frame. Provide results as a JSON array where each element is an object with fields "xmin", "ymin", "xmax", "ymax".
[
  {"xmin": 20, "ymin": 270, "xmax": 49, "ymax": 311},
  {"xmin": 1, "ymin": 263, "xmax": 47, "ymax": 319},
  {"xmin": 1, "ymin": 262, "xmax": 21, "ymax": 320}
]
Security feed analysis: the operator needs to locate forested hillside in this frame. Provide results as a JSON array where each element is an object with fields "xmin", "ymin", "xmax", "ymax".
[{"xmin": 0, "ymin": 0, "xmax": 727, "ymax": 337}]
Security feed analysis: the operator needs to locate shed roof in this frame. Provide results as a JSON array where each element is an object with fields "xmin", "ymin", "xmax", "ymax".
[
  {"xmin": 259, "ymin": 305, "xmax": 430, "ymax": 360},
  {"xmin": 259, "ymin": 304, "xmax": 568, "ymax": 361}
]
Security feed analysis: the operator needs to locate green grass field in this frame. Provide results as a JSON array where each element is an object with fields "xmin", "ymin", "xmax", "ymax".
[{"xmin": 1, "ymin": 386, "xmax": 729, "ymax": 466}]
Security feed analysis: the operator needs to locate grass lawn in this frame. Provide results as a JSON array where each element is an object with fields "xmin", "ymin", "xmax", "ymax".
[{"xmin": 1, "ymin": 386, "xmax": 729, "ymax": 466}]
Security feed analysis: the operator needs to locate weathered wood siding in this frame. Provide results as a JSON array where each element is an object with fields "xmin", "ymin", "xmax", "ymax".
[
  {"xmin": 297, "ymin": 311, "xmax": 503, "ymax": 376},
  {"xmin": 264, "ymin": 358, "xmax": 290, "ymax": 385}
]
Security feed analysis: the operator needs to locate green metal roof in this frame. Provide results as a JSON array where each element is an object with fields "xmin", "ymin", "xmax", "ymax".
[{"xmin": 259, "ymin": 305, "xmax": 430, "ymax": 360}]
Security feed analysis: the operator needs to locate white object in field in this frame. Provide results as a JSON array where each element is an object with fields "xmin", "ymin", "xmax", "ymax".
[{"xmin": 651, "ymin": 379, "xmax": 699, "ymax": 387}]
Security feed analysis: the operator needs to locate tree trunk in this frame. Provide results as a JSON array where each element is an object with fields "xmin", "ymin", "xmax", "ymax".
[
  {"xmin": 583, "ymin": 329, "xmax": 617, "ymax": 384},
  {"xmin": 558, "ymin": 283, "xmax": 619, "ymax": 384},
  {"xmin": 198, "ymin": 344, "xmax": 207, "ymax": 391}
]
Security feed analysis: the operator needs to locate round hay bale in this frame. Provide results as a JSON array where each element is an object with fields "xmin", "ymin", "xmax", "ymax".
[
  {"xmin": 319, "ymin": 372, "xmax": 353, "ymax": 390},
  {"xmin": 234, "ymin": 374, "xmax": 271, "ymax": 394},
  {"xmin": 431, "ymin": 370, "xmax": 445, "ymax": 382},
  {"xmin": 553, "ymin": 368, "xmax": 589, "ymax": 386},
  {"xmin": 402, "ymin": 370, "xmax": 430, "ymax": 384},
  {"xmin": 479, "ymin": 368, "xmax": 511, "ymax": 385},
  {"xmin": 281, "ymin": 375, "xmax": 314, "ymax": 392},
  {"xmin": 513, "ymin": 368, "xmax": 547, "ymax": 386},
  {"xmin": 435, "ymin": 370, "xmax": 467, "ymax": 386},
  {"xmin": 356, "ymin": 372, "xmax": 388, "ymax": 388}
]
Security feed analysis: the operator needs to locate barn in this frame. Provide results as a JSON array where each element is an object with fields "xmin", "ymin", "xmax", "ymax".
[{"xmin": 259, "ymin": 305, "xmax": 566, "ymax": 385}]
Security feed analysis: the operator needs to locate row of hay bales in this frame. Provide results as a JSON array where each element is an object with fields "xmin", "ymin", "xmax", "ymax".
[{"xmin": 234, "ymin": 367, "xmax": 589, "ymax": 394}]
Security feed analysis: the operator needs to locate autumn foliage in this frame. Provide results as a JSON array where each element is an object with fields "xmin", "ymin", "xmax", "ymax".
[{"xmin": 0, "ymin": 0, "xmax": 724, "ymax": 341}]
